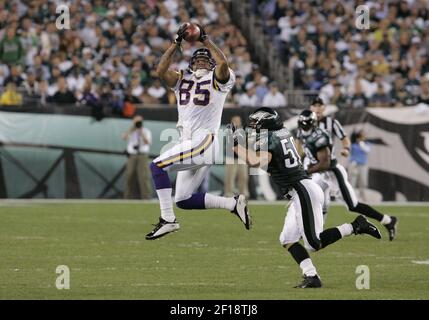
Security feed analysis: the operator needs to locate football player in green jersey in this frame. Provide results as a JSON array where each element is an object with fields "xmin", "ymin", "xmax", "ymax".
[
  {"xmin": 298, "ymin": 109, "xmax": 398, "ymax": 240},
  {"xmin": 229, "ymin": 107, "xmax": 381, "ymax": 288}
]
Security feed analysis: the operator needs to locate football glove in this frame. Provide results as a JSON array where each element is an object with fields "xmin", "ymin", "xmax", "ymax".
[
  {"xmin": 174, "ymin": 23, "xmax": 189, "ymax": 45},
  {"xmin": 226, "ymin": 123, "xmax": 246, "ymax": 147},
  {"xmin": 196, "ymin": 23, "xmax": 208, "ymax": 42}
]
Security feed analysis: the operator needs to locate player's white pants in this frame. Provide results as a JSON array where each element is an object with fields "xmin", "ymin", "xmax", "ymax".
[
  {"xmin": 153, "ymin": 133, "xmax": 218, "ymax": 202},
  {"xmin": 311, "ymin": 164, "xmax": 359, "ymax": 211},
  {"xmin": 279, "ymin": 179, "xmax": 325, "ymax": 252},
  {"xmin": 311, "ymin": 172, "xmax": 330, "ymax": 214}
]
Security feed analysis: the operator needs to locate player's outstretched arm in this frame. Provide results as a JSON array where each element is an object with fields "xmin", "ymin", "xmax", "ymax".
[
  {"xmin": 307, "ymin": 147, "xmax": 331, "ymax": 174},
  {"xmin": 156, "ymin": 43, "xmax": 180, "ymax": 88},
  {"xmin": 227, "ymin": 123, "xmax": 271, "ymax": 167},
  {"xmin": 234, "ymin": 145, "xmax": 272, "ymax": 168},
  {"xmin": 156, "ymin": 24, "xmax": 189, "ymax": 88},
  {"xmin": 197, "ymin": 24, "xmax": 230, "ymax": 83}
]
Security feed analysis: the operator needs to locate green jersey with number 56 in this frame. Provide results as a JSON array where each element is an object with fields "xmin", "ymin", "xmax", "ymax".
[{"xmin": 255, "ymin": 128, "xmax": 308, "ymax": 194}]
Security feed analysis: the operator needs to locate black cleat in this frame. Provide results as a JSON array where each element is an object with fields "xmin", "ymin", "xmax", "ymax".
[
  {"xmin": 351, "ymin": 215, "xmax": 381, "ymax": 239},
  {"xmin": 384, "ymin": 216, "xmax": 398, "ymax": 241},
  {"xmin": 145, "ymin": 217, "xmax": 180, "ymax": 240},
  {"xmin": 231, "ymin": 195, "xmax": 252, "ymax": 230},
  {"xmin": 294, "ymin": 275, "xmax": 323, "ymax": 288}
]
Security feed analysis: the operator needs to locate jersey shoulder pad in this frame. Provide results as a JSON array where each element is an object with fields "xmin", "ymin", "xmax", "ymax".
[
  {"xmin": 213, "ymin": 68, "xmax": 235, "ymax": 92},
  {"xmin": 313, "ymin": 129, "xmax": 330, "ymax": 150},
  {"xmin": 314, "ymin": 127, "xmax": 329, "ymax": 138},
  {"xmin": 172, "ymin": 70, "xmax": 185, "ymax": 91},
  {"xmin": 270, "ymin": 129, "xmax": 291, "ymax": 152},
  {"xmin": 267, "ymin": 132, "xmax": 282, "ymax": 152},
  {"xmin": 273, "ymin": 128, "xmax": 291, "ymax": 139}
]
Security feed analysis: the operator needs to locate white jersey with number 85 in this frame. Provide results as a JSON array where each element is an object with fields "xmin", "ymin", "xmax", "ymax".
[{"xmin": 173, "ymin": 68, "xmax": 235, "ymax": 139}]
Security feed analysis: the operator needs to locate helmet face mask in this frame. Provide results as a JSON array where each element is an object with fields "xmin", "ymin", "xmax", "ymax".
[
  {"xmin": 189, "ymin": 48, "xmax": 215, "ymax": 73},
  {"xmin": 298, "ymin": 110, "xmax": 318, "ymax": 134},
  {"xmin": 192, "ymin": 57, "xmax": 211, "ymax": 71}
]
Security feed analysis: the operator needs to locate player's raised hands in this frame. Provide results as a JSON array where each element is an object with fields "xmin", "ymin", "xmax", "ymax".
[
  {"xmin": 174, "ymin": 23, "xmax": 189, "ymax": 45},
  {"xmin": 227, "ymin": 123, "xmax": 246, "ymax": 147},
  {"xmin": 226, "ymin": 122, "xmax": 237, "ymax": 133},
  {"xmin": 195, "ymin": 23, "xmax": 208, "ymax": 42}
]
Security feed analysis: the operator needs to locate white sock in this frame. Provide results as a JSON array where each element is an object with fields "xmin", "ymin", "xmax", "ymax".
[
  {"xmin": 299, "ymin": 258, "xmax": 318, "ymax": 277},
  {"xmin": 156, "ymin": 188, "xmax": 175, "ymax": 222},
  {"xmin": 337, "ymin": 223, "xmax": 354, "ymax": 238},
  {"xmin": 204, "ymin": 193, "xmax": 236, "ymax": 211},
  {"xmin": 381, "ymin": 215, "xmax": 392, "ymax": 225}
]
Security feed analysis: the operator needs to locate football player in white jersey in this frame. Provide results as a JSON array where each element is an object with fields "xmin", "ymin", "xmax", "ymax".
[{"xmin": 146, "ymin": 23, "xmax": 251, "ymax": 240}]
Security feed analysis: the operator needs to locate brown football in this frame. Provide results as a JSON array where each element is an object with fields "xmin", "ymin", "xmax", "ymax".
[{"xmin": 183, "ymin": 22, "xmax": 201, "ymax": 42}]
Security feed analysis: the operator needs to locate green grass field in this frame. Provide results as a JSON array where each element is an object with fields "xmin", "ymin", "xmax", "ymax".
[{"xmin": 0, "ymin": 201, "xmax": 428, "ymax": 299}]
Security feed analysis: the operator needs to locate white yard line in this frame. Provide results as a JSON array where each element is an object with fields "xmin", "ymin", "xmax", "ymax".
[{"xmin": 412, "ymin": 260, "xmax": 429, "ymax": 265}]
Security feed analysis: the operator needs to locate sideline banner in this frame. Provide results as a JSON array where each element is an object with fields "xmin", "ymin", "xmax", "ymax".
[
  {"xmin": 0, "ymin": 106, "xmax": 428, "ymax": 201},
  {"xmin": 0, "ymin": 111, "xmax": 171, "ymax": 198},
  {"xmin": 335, "ymin": 106, "xmax": 429, "ymax": 201}
]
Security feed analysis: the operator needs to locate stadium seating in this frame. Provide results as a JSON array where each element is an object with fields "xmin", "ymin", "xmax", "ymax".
[
  {"xmin": 246, "ymin": 0, "xmax": 429, "ymax": 107},
  {"xmin": 0, "ymin": 0, "xmax": 277, "ymax": 111}
]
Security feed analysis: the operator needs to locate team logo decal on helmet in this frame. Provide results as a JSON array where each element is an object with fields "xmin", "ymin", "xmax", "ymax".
[
  {"xmin": 298, "ymin": 109, "xmax": 318, "ymax": 131},
  {"xmin": 248, "ymin": 107, "xmax": 284, "ymax": 131}
]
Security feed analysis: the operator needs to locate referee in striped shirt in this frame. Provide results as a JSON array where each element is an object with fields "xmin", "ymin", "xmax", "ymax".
[
  {"xmin": 297, "ymin": 97, "xmax": 398, "ymax": 241},
  {"xmin": 310, "ymin": 97, "xmax": 350, "ymax": 204},
  {"xmin": 310, "ymin": 97, "xmax": 351, "ymax": 158},
  {"xmin": 296, "ymin": 97, "xmax": 350, "ymax": 166}
]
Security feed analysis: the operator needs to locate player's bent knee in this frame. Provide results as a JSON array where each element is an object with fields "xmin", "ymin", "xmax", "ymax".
[
  {"xmin": 176, "ymin": 198, "xmax": 193, "ymax": 210},
  {"xmin": 303, "ymin": 243, "xmax": 318, "ymax": 252},
  {"xmin": 304, "ymin": 241, "xmax": 321, "ymax": 252},
  {"xmin": 279, "ymin": 233, "xmax": 296, "ymax": 248}
]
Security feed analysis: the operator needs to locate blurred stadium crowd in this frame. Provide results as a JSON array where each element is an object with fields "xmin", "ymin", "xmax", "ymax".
[
  {"xmin": 0, "ymin": 0, "xmax": 271, "ymax": 110},
  {"xmin": 254, "ymin": 0, "xmax": 429, "ymax": 107},
  {"xmin": 0, "ymin": 0, "xmax": 428, "ymax": 111}
]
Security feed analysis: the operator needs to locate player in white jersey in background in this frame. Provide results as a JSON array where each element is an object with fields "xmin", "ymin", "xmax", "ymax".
[{"xmin": 146, "ymin": 23, "xmax": 251, "ymax": 240}]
